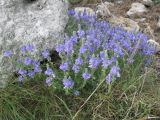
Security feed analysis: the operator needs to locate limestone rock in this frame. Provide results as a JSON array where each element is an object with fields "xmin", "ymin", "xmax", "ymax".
[
  {"xmin": 108, "ymin": 16, "xmax": 140, "ymax": 32},
  {"xmin": 135, "ymin": 18, "xmax": 146, "ymax": 23},
  {"xmin": 74, "ymin": 7, "xmax": 95, "ymax": 16},
  {"xmin": 0, "ymin": 0, "xmax": 69, "ymax": 88},
  {"xmin": 96, "ymin": 2, "xmax": 114, "ymax": 17},
  {"xmin": 147, "ymin": 39, "xmax": 160, "ymax": 52},
  {"xmin": 127, "ymin": 2, "xmax": 148, "ymax": 16},
  {"xmin": 116, "ymin": 0, "xmax": 123, "ymax": 5},
  {"xmin": 103, "ymin": 1, "xmax": 114, "ymax": 7}
]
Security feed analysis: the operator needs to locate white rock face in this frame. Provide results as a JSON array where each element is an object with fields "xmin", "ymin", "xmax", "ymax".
[
  {"xmin": 0, "ymin": 0, "xmax": 69, "ymax": 88},
  {"xmin": 127, "ymin": 2, "xmax": 148, "ymax": 16}
]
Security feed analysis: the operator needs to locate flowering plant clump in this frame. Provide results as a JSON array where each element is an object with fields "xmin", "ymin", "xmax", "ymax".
[{"xmin": 4, "ymin": 9, "xmax": 156, "ymax": 95}]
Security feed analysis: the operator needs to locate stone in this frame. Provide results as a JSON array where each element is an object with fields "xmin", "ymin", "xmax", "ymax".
[
  {"xmin": 0, "ymin": 0, "xmax": 69, "ymax": 88},
  {"xmin": 96, "ymin": 2, "xmax": 114, "ymax": 17},
  {"xmin": 108, "ymin": 16, "xmax": 140, "ymax": 32},
  {"xmin": 127, "ymin": 2, "xmax": 148, "ymax": 16},
  {"xmin": 135, "ymin": 18, "xmax": 146, "ymax": 22},
  {"xmin": 116, "ymin": 0, "xmax": 123, "ymax": 4},
  {"xmin": 74, "ymin": 7, "xmax": 95, "ymax": 16},
  {"xmin": 147, "ymin": 39, "xmax": 160, "ymax": 52},
  {"xmin": 103, "ymin": 1, "xmax": 114, "ymax": 7},
  {"xmin": 142, "ymin": 0, "xmax": 153, "ymax": 7}
]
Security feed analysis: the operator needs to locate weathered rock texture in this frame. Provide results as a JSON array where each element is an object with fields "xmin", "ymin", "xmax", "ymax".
[
  {"xmin": 127, "ymin": 2, "xmax": 148, "ymax": 16},
  {"xmin": 0, "ymin": 0, "xmax": 69, "ymax": 87},
  {"xmin": 96, "ymin": 2, "xmax": 114, "ymax": 17}
]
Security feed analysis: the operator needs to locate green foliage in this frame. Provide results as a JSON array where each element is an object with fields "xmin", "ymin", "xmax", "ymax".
[
  {"xmin": 64, "ymin": 16, "xmax": 78, "ymax": 36},
  {"xmin": 153, "ymin": 0, "xmax": 160, "ymax": 4},
  {"xmin": 68, "ymin": 0, "xmax": 82, "ymax": 4}
]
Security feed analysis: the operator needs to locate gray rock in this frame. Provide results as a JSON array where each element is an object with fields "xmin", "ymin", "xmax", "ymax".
[
  {"xmin": 127, "ymin": 2, "xmax": 148, "ymax": 16},
  {"xmin": 147, "ymin": 39, "xmax": 160, "ymax": 51},
  {"xmin": 116, "ymin": 0, "xmax": 123, "ymax": 5},
  {"xmin": 0, "ymin": 0, "xmax": 69, "ymax": 88},
  {"xmin": 142, "ymin": 0, "xmax": 153, "ymax": 7},
  {"xmin": 96, "ymin": 2, "xmax": 114, "ymax": 17}
]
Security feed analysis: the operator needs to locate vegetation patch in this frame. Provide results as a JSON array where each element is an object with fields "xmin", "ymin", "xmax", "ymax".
[{"xmin": 1, "ymin": 9, "xmax": 160, "ymax": 120}]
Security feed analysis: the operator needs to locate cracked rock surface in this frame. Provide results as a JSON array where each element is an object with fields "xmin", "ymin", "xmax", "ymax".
[{"xmin": 0, "ymin": 0, "xmax": 69, "ymax": 88}]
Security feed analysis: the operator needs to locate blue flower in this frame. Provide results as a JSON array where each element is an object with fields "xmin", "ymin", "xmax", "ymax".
[
  {"xmin": 3, "ymin": 50, "xmax": 13, "ymax": 57},
  {"xmin": 64, "ymin": 41, "xmax": 73, "ymax": 55},
  {"xmin": 77, "ymin": 30, "xmax": 85, "ymax": 37},
  {"xmin": 106, "ymin": 73, "xmax": 112, "ymax": 83},
  {"xmin": 18, "ymin": 76, "xmax": 24, "ymax": 82},
  {"xmin": 72, "ymin": 64, "xmax": 80, "ymax": 73},
  {"xmin": 56, "ymin": 44, "xmax": 64, "ymax": 53},
  {"xmin": 26, "ymin": 44, "xmax": 34, "ymax": 51},
  {"xmin": 34, "ymin": 66, "xmax": 42, "ymax": 73},
  {"xmin": 45, "ymin": 68, "xmax": 54, "ymax": 76},
  {"xmin": 32, "ymin": 60, "xmax": 40, "ymax": 67},
  {"xmin": 113, "ymin": 45, "xmax": 124, "ymax": 57},
  {"xmin": 68, "ymin": 9, "xmax": 75, "ymax": 16},
  {"xmin": 27, "ymin": 71, "xmax": 35, "ymax": 78},
  {"xmin": 75, "ymin": 57, "xmax": 83, "ymax": 65},
  {"xmin": 82, "ymin": 72, "xmax": 91, "ymax": 80},
  {"xmin": 99, "ymin": 51, "xmax": 105, "ymax": 60},
  {"xmin": 110, "ymin": 65, "xmax": 120, "ymax": 77},
  {"xmin": 79, "ymin": 46, "xmax": 87, "ymax": 54},
  {"xmin": 60, "ymin": 62, "xmax": 69, "ymax": 72},
  {"xmin": 24, "ymin": 57, "xmax": 32, "ymax": 65},
  {"xmin": 70, "ymin": 34, "xmax": 78, "ymax": 44},
  {"xmin": 102, "ymin": 59, "xmax": 113, "ymax": 69},
  {"xmin": 63, "ymin": 77, "xmax": 74, "ymax": 89},
  {"xmin": 21, "ymin": 44, "xmax": 34, "ymax": 52},
  {"xmin": 105, "ymin": 65, "xmax": 120, "ymax": 83},
  {"xmin": 89, "ymin": 57, "xmax": 101, "ymax": 69},
  {"xmin": 42, "ymin": 49, "xmax": 50, "ymax": 58},
  {"xmin": 18, "ymin": 69, "xmax": 27, "ymax": 76},
  {"xmin": 45, "ymin": 77, "xmax": 53, "ymax": 86}
]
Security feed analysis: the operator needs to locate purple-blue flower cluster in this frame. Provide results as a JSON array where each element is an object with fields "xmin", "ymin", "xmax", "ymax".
[
  {"xmin": 55, "ymin": 9, "xmax": 156, "ymax": 88},
  {"xmin": 4, "ymin": 44, "xmax": 55, "ymax": 86}
]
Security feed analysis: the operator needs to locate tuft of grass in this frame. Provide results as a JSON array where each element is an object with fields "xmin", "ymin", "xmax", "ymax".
[
  {"xmin": 68, "ymin": 0, "xmax": 82, "ymax": 4},
  {"xmin": 153, "ymin": 0, "xmax": 160, "ymax": 4}
]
